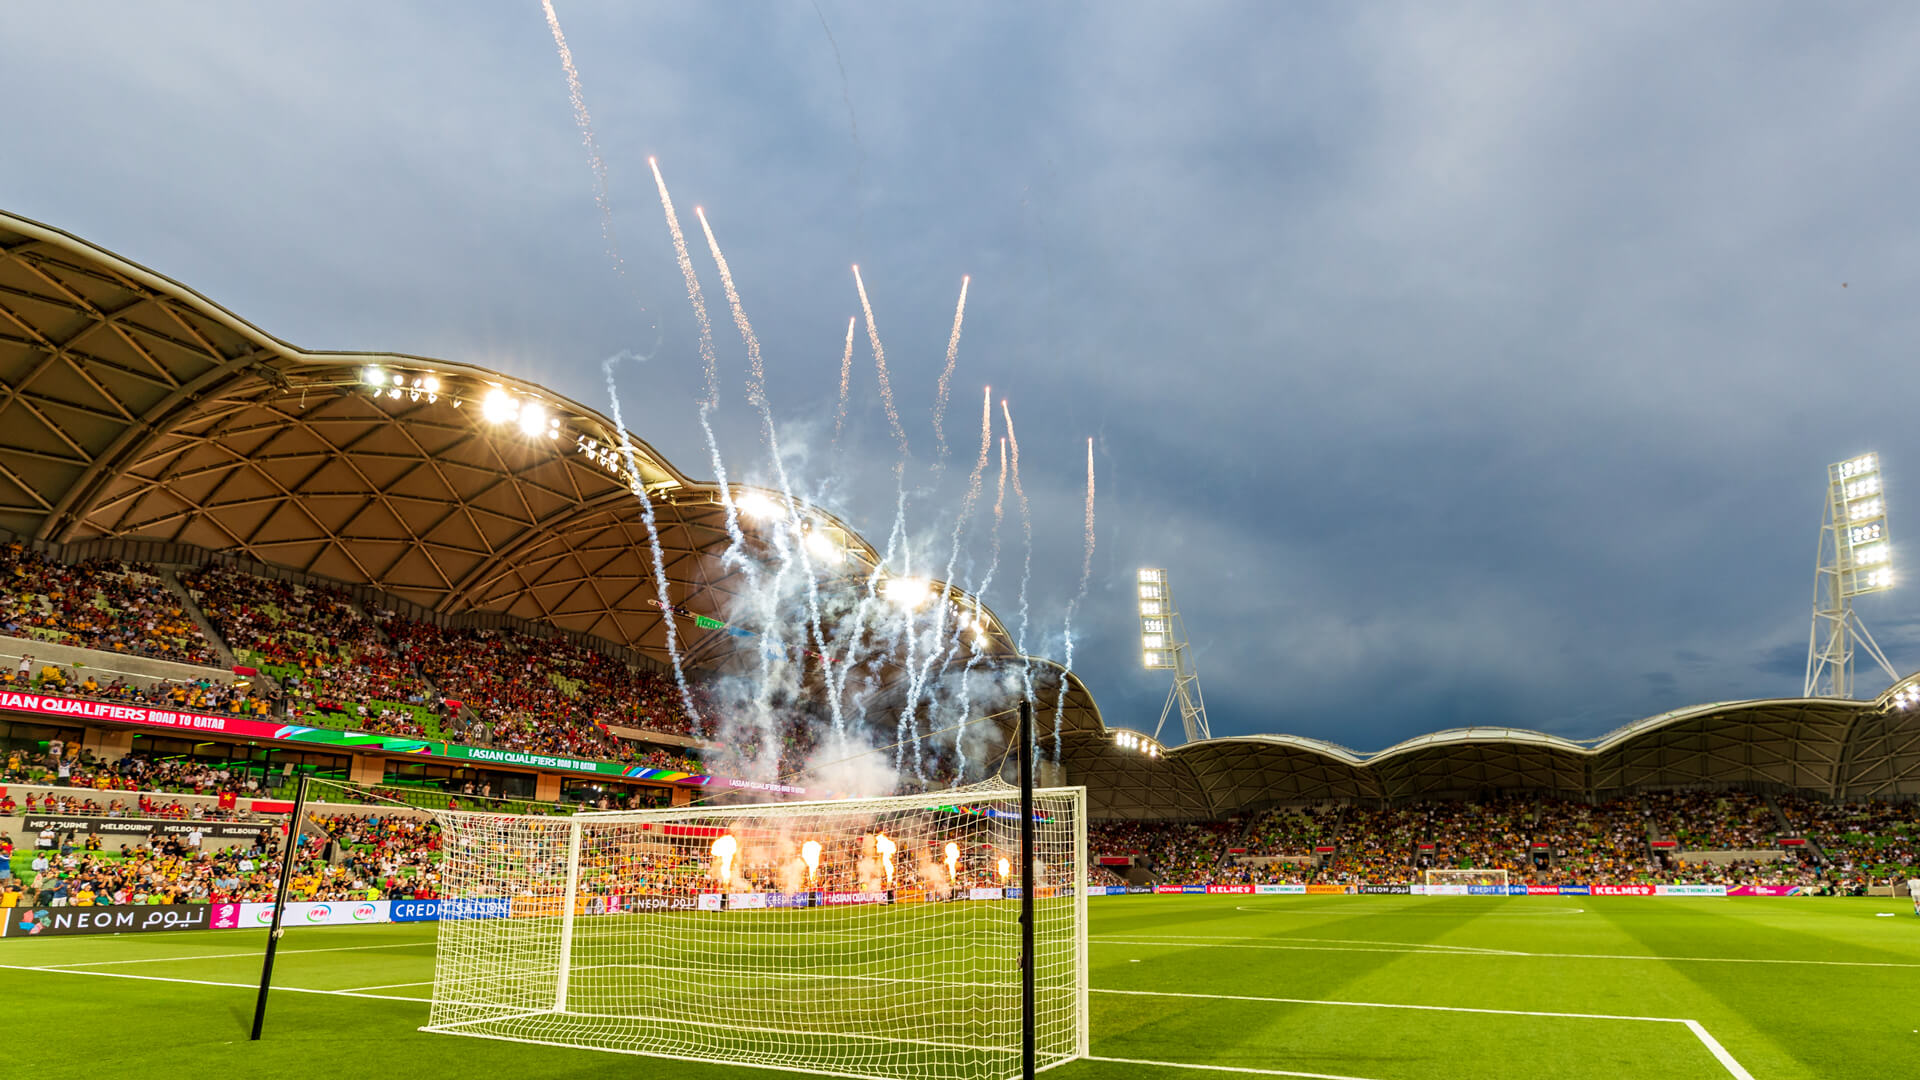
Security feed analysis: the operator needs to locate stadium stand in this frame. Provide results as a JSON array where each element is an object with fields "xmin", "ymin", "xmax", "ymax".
[{"xmin": 1, "ymin": 542, "xmax": 217, "ymax": 666}]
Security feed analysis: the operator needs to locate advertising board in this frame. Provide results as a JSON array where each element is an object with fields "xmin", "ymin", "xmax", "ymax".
[
  {"xmin": 21, "ymin": 815, "xmax": 274, "ymax": 841},
  {"xmin": 3, "ymin": 903, "xmax": 212, "ymax": 937}
]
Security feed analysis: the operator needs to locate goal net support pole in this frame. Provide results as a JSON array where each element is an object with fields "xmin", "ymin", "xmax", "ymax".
[{"xmin": 553, "ymin": 816, "xmax": 583, "ymax": 1011}]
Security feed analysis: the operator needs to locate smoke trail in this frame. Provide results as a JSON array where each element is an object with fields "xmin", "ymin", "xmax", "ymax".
[
  {"xmin": 853, "ymin": 265, "xmax": 909, "ymax": 462},
  {"xmin": 540, "ymin": 0, "xmax": 628, "ymax": 280},
  {"xmin": 890, "ymin": 383, "xmax": 994, "ymax": 781},
  {"xmin": 648, "ymin": 158, "xmax": 755, "ymax": 585},
  {"xmin": 694, "ymin": 206, "xmax": 840, "ymax": 732},
  {"xmin": 904, "ymin": 386, "xmax": 995, "ymax": 765},
  {"xmin": 1051, "ymin": 438, "xmax": 1096, "ymax": 761},
  {"xmin": 952, "ymin": 435, "xmax": 1011, "ymax": 772},
  {"xmin": 931, "ymin": 276, "xmax": 971, "ymax": 461},
  {"xmin": 809, "ymin": 0, "xmax": 866, "ymax": 248},
  {"xmin": 999, "ymin": 402, "xmax": 1037, "ymax": 752},
  {"xmin": 832, "ymin": 315, "xmax": 856, "ymax": 449},
  {"xmin": 604, "ymin": 356, "xmax": 699, "ymax": 723}
]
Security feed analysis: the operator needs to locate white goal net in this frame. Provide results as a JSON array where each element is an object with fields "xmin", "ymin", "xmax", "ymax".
[
  {"xmin": 423, "ymin": 782, "xmax": 1088, "ymax": 1080},
  {"xmin": 1423, "ymin": 868, "xmax": 1510, "ymax": 893}
]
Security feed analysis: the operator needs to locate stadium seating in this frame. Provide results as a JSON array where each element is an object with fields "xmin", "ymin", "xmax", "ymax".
[{"xmin": 1, "ymin": 542, "xmax": 217, "ymax": 665}]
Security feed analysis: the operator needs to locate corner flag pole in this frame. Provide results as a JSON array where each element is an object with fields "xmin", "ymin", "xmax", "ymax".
[
  {"xmin": 1018, "ymin": 698, "xmax": 1036, "ymax": 1080},
  {"xmin": 251, "ymin": 773, "xmax": 311, "ymax": 1040}
]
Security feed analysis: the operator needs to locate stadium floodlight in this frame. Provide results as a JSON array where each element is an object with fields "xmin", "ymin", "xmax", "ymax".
[
  {"xmin": 480, "ymin": 387, "xmax": 519, "ymax": 425},
  {"xmin": 1111, "ymin": 728, "xmax": 1163, "ymax": 758},
  {"xmin": 424, "ymin": 784, "xmax": 1089, "ymax": 1080},
  {"xmin": 1807, "ymin": 452, "xmax": 1900, "ymax": 698},
  {"xmin": 517, "ymin": 402, "xmax": 548, "ymax": 437},
  {"xmin": 803, "ymin": 525, "xmax": 841, "ymax": 564},
  {"xmin": 1135, "ymin": 568, "xmax": 1210, "ymax": 743},
  {"xmin": 363, "ymin": 366, "xmax": 385, "ymax": 387},
  {"xmin": 736, "ymin": 490, "xmax": 779, "ymax": 521},
  {"xmin": 884, "ymin": 576, "xmax": 933, "ymax": 611}
]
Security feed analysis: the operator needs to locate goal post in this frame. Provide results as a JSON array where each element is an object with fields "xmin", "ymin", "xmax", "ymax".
[
  {"xmin": 1423, "ymin": 868, "xmax": 1510, "ymax": 893},
  {"xmin": 423, "ymin": 783, "xmax": 1089, "ymax": 1080}
]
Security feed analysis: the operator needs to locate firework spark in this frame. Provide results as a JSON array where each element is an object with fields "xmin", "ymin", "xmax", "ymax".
[
  {"xmin": 931, "ymin": 275, "xmax": 970, "ymax": 460},
  {"xmin": 801, "ymin": 839, "xmax": 821, "ymax": 884},
  {"xmin": 539, "ymin": 0, "xmax": 624, "ymax": 276},
  {"xmin": 853, "ymin": 265, "xmax": 908, "ymax": 460},
  {"xmin": 832, "ymin": 315, "xmax": 856, "ymax": 448}
]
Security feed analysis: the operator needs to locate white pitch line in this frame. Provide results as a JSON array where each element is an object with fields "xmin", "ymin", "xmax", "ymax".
[
  {"xmin": 1092, "ymin": 987, "xmax": 1684, "ymax": 1024},
  {"xmin": 1086, "ymin": 1054, "xmax": 1382, "ymax": 1080},
  {"xmin": 1095, "ymin": 989, "xmax": 1756, "ymax": 1080},
  {"xmin": 40, "ymin": 940, "xmax": 437, "ymax": 968},
  {"xmin": 1684, "ymin": 1020, "xmax": 1757, "ymax": 1080},
  {"xmin": 1093, "ymin": 935, "xmax": 1920, "ymax": 969},
  {"xmin": 0, "ymin": 963, "xmax": 432, "ymax": 1003},
  {"xmin": 340, "ymin": 980, "xmax": 436, "ymax": 993}
]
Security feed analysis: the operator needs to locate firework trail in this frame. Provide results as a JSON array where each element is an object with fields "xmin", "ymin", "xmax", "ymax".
[
  {"xmin": 999, "ymin": 401, "xmax": 1037, "ymax": 747},
  {"xmin": 650, "ymin": 158, "xmax": 719, "ymax": 408},
  {"xmin": 853, "ymin": 265, "xmax": 909, "ymax": 462},
  {"xmin": 649, "ymin": 158, "xmax": 754, "ymax": 584},
  {"xmin": 694, "ymin": 206, "xmax": 839, "ymax": 731},
  {"xmin": 604, "ymin": 356, "xmax": 699, "ymax": 723},
  {"xmin": 931, "ymin": 275, "xmax": 971, "ymax": 461},
  {"xmin": 951, "ymin": 433, "xmax": 1009, "ymax": 764},
  {"xmin": 1051, "ymin": 438, "xmax": 1096, "ymax": 761},
  {"xmin": 540, "ymin": 0, "xmax": 628, "ymax": 279},
  {"xmin": 906, "ymin": 386, "xmax": 994, "ymax": 756},
  {"xmin": 832, "ymin": 315, "xmax": 856, "ymax": 449}
]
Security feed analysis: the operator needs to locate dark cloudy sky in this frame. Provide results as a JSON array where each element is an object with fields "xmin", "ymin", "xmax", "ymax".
[{"xmin": 7, "ymin": 3, "xmax": 1920, "ymax": 750}]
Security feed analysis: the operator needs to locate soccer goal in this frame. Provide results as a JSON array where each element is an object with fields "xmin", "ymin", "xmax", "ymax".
[
  {"xmin": 1424, "ymin": 868, "xmax": 1510, "ymax": 893},
  {"xmin": 422, "ymin": 782, "xmax": 1088, "ymax": 1080}
]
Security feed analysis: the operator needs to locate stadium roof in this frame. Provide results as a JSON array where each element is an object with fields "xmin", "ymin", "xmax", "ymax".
[
  {"xmin": 12, "ymin": 208, "xmax": 1911, "ymax": 808},
  {"xmin": 0, "ymin": 210, "xmax": 884, "ymax": 664},
  {"xmin": 1067, "ymin": 672, "xmax": 1920, "ymax": 817},
  {"xmin": 0, "ymin": 210, "xmax": 1117, "ymax": 735}
]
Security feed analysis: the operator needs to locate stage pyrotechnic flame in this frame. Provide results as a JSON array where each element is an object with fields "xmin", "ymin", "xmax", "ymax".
[
  {"xmin": 711, "ymin": 833, "xmax": 738, "ymax": 883},
  {"xmin": 801, "ymin": 839, "xmax": 822, "ymax": 884},
  {"xmin": 944, "ymin": 841, "xmax": 960, "ymax": 880},
  {"xmin": 997, "ymin": 856, "xmax": 1010, "ymax": 882},
  {"xmin": 875, "ymin": 833, "xmax": 897, "ymax": 887}
]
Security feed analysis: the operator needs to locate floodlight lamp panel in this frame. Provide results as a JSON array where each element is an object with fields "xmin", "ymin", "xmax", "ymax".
[
  {"xmin": 1846, "ymin": 477, "xmax": 1883, "ymax": 500},
  {"xmin": 480, "ymin": 388, "xmax": 518, "ymax": 424},
  {"xmin": 1837, "ymin": 453, "xmax": 1879, "ymax": 479},
  {"xmin": 737, "ymin": 491, "xmax": 779, "ymax": 520}
]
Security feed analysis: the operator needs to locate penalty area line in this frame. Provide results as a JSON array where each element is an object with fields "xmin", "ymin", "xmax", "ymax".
[
  {"xmin": 39, "ymin": 939, "xmax": 437, "ymax": 968},
  {"xmin": 1093, "ymin": 934, "xmax": 1920, "ymax": 969},
  {"xmin": 0, "ymin": 963, "xmax": 432, "ymax": 1003},
  {"xmin": 1092, "ymin": 989, "xmax": 1755, "ymax": 1080}
]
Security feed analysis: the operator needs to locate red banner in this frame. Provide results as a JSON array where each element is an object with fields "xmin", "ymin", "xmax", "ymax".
[
  {"xmin": 1154, "ymin": 886, "xmax": 1184, "ymax": 894},
  {"xmin": 1526, "ymin": 886, "xmax": 1559, "ymax": 895},
  {"xmin": 1592, "ymin": 885, "xmax": 1656, "ymax": 896},
  {"xmin": 0, "ymin": 690, "xmax": 288, "ymax": 740}
]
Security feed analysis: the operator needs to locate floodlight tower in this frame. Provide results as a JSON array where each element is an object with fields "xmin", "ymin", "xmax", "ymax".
[
  {"xmin": 1137, "ymin": 568, "xmax": 1211, "ymax": 743},
  {"xmin": 1806, "ymin": 452, "xmax": 1900, "ymax": 698}
]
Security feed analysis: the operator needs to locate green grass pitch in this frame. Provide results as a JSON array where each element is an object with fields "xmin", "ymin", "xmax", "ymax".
[{"xmin": 3, "ymin": 895, "xmax": 1915, "ymax": 1079}]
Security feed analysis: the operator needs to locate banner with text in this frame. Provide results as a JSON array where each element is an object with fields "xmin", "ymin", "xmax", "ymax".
[{"xmin": 0, "ymin": 689, "xmax": 801, "ymax": 794}]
